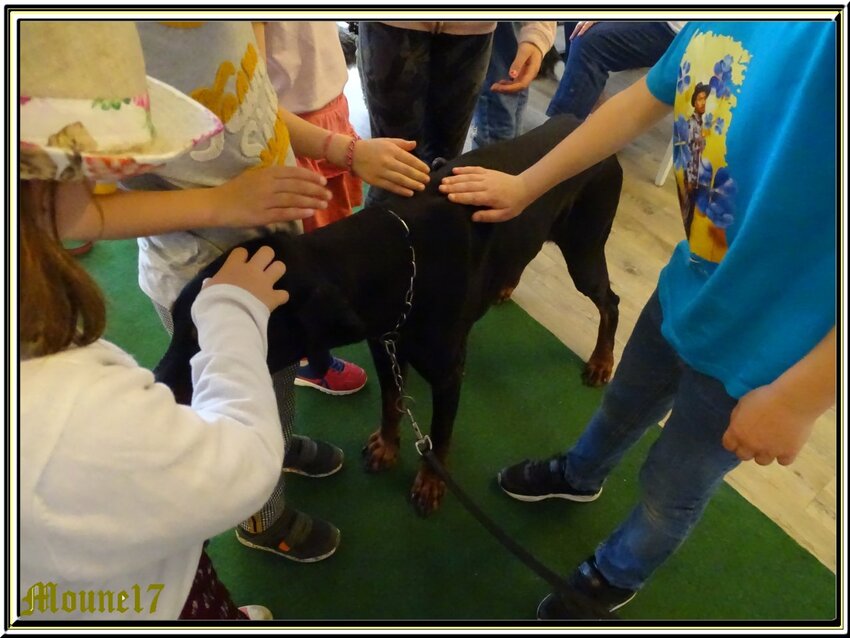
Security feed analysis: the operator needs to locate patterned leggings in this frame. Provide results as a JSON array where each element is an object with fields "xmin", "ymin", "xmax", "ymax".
[
  {"xmin": 179, "ymin": 547, "xmax": 248, "ymax": 620},
  {"xmin": 153, "ymin": 301, "xmax": 293, "ymax": 535}
]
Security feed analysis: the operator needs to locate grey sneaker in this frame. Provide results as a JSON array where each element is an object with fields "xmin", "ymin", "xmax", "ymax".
[
  {"xmin": 498, "ymin": 455, "xmax": 603, "ymax": 502},
  {"xmin": 537, "ymin": 556, "xmax": 636, "ymax": 619},
  {"xmin": 283, "ymin": 434, "xmax": 344, "ymax": 478},
  {"xmin": 235, "ymin": 506, "xmax": 340, "ymax": 563}
]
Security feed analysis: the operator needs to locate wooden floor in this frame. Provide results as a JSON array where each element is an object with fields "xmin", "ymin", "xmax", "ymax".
[{"xmin": 344, "ymin": 59, "xmax": 838, "ymax": 573}]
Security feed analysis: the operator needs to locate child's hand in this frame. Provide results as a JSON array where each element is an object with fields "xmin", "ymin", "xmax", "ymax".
[
  {"xmin": 721, "ymin": 383, "xmax": 819, "ymax": 466},
  {"xmin": 439, "ymin": 166, "xmax": 533, "ymax": 222},
  {"xmin": 203, "ymin": 246, "xmax": 289, "ymax": 312},
  {"xmin": 352, "ymin": 138, "xmax": 431, "ymax": 197},
  {"xmin": 212, "ymin": 166, "xmax": 332, "ymax": 228},
  {"xmin": 722, "ymin": 327, "xmax": 835, "ymax": 466},
  {"xmin": 490, "ymin": 42, "xmax": 543, "ymax": 94}
]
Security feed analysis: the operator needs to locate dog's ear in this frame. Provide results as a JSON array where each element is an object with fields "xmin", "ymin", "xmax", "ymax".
[{"xmin": 297, "ymin": 282, "xmax": 366, "ymax": 352}]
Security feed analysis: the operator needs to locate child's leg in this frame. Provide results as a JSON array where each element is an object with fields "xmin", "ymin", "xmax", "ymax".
[
  {"xmin": 547, "ymin": 21, "xmax": 676, "ymax": 120},
  {"xmin": 151, "ymin": 300, "xmax": 339, "ymax": 560},
  {"xmin": 560, "ymin": 291, "xmax": 682, "ymax": 492},
  {"xmin": 358, "ymin": 22, "xmax": 432, "ymax": 205},
  {"xmin": 237, "ymin": 365, "xmax": 295, "ymax": 534},
  {"xmin": 471, "ymin": 21, "xmax": 527, "ymax": 149},
  {"xmin": 425, "ymin": 30, "xmax": 493, "ymax": 163},
  {"xmin": 557, "ymin": 292, "xmax": 741, "ymax": 593},
  {"xmin": 152, "ymin": 301, "xmax": 174, "ymax": 335},
  {"xmin": 233, "ymin": 365, "xmax": 341, "ymax": 560},
  {"xmin": 178, "ymin": 547, "xmax": 247, "ymax": 620},
  {"xmin": 292, "ymin": 94, "xmax": 367, "ymax": 395},
  {"xmin": 594, "ymin": 363, "xmax": 740, "ymax": 591},
  {"xmin": 305, "ymin": 350, "xmax": 333, "ymax": 377}
]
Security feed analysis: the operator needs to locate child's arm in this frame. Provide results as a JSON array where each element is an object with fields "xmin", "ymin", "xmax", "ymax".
[
  {"xmin": 490, "ymin": 21, "xmax": 557, "ymax": 95},
  {"xmin": 54, "ymin": 165, "xmax": 331, "ymax": 241},
  {"xmin": 278, "ymin": 108, "xmax": 431, "ymax": 197},
  {"xmin": 721, "ymin": 326, "xmax": 837, "ymax": 466},
  {"xmin": 440, "ymin": 76, "xmax": 671, "ymax": 222},
  {"xmin": 35, "ymin": 247, "xmax": 293, "ymax": 578},
  {"xmin": 251, "ymin": 22, "xmax": 430, "ymax": 198}
]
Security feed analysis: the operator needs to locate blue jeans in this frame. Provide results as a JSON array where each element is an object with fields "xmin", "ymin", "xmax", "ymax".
[
  {"xmin": 561, "ymin": 290, "xmax": 740, "ymax": 591},
  {"xmin": 471, "ymin": 22, "xmax": 528, "ymax": 149},
  {"xmin": 547, "ymin": 21, "xmax": 676, "ymax": 119}
]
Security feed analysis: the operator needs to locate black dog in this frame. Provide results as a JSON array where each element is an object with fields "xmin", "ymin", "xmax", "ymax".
[{"xmin": 154, "ymin": 114, "xmax": 622, "ymax": 516}]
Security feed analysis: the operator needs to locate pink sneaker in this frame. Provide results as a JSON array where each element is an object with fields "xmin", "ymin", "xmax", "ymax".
[{"xmin": 294, "ymin": 356, "xmax": 367, "ymax": 395}]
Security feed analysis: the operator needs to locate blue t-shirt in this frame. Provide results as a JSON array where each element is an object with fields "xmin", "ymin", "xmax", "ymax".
[{"xmin": 645, "ymin": 21, "xmax": 837, "ymax": 398}]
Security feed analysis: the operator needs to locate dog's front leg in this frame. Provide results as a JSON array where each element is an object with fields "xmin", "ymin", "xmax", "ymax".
[
  {"xmin": 362, "ymin": 338, "xmax": 404, "ymax": 472},
  {"xmin": 410, "ymin": 365, "xmax": 464, "ymax": 517}
]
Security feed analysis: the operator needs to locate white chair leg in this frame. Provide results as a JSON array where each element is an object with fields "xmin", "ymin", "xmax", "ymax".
[{"xmin": 655, "ymin": 138, "xmax": 674, "ymax": 187}]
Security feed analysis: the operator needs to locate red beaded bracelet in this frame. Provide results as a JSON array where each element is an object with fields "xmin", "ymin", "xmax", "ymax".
[{"xmin": 345, "ymin": 133, "xmax": 360, "ymax": 173}]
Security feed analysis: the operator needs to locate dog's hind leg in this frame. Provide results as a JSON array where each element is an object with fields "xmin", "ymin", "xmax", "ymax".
[
  {"xmin": 554, "ymin": 158, "xmax": 623, "ymax": 386},
  {"xmin": 495, "ymin": 274, "xmax": 522, "ymax": 304},
  {"xmin": 362, "ymin": 337, "xmax": 406, "ymax": 472}
]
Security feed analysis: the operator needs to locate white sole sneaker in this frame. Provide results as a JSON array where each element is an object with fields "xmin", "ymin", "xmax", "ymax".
[
  {"xmin": 282, "ymin": 458, "xmax": 344, "ymax": 478},
  {"xmin": 498, "ymin": 474, "xmax": 603, "ymax": 503},
  {"xmin": 235, "ymin": 528, "xmax": 339, "ymax": 563},
  {"xmin": 293, "ymin": 377, "xmax": 365, "ymax": 395}
]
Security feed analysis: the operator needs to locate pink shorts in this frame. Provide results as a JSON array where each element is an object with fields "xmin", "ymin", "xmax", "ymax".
[{"xmin": 296, "ymin": 93, "xmax": 364, "ymax": 233}]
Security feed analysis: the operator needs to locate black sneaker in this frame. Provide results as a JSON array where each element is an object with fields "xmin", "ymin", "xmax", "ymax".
[
  {"xmin": 283, "ymin": 434, "xmax": 344, "ymax": 478},
  {"xmin": 497, "ymin": 456, "xmax": 603, "ymax": 502},
  {"xmin": 537, "ymin": 557, "xmax": 637, "ymax": 619},
  {"xmin": 235, "ymin": 506, "xmax": 340, "ymax": 563}
]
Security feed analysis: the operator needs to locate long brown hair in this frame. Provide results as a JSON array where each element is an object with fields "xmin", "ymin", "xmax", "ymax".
[{"xmin": 19, "ymin": 179, "xmax": 105, "ymax": 357}]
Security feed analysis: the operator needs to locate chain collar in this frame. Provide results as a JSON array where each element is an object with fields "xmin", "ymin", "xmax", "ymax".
[{"xmin": 379, "ymin": 209, "xmax": 430, "ymax": 454}]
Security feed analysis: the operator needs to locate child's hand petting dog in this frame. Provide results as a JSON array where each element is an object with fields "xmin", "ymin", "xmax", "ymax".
[
  {"xmin": 352, "ymin": 137, "xmax": 431, "ymax": 197},
  {"xmin": 211, "ymin": 165, "xmax": 331, "ymax": 227},
  {"xmin": 203, "ymin": 245, "xmax": 289, "ymax": 312},
  {"xmin": 440, "ymin": 166, "xmax": 534, "ymax": 223}
]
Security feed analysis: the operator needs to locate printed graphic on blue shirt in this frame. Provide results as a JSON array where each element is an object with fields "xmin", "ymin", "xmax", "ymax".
[{"xmin": 671, "ymin": 33, "xmax": 751, "ymax": 268}]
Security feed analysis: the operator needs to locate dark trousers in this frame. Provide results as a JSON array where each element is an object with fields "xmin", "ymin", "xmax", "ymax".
[{"xmin": 357, "ymin": 21, "xmax": 493, "ymax": 204}]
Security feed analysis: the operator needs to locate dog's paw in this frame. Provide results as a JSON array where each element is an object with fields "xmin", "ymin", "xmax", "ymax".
[
  {"xmin": 582, "ymin": 355, "xmax": 614, "ymax": 387},
  {"xmin": 495, "ymin": 285, "xmax": 515, "ymax": 304},
  {"xmin": 361, "ymin": 430, "xmax": 400, "ymax": 472},
  {"xmin": 409, "ymin": 468, "xmax": 446, "ymax": 517}
]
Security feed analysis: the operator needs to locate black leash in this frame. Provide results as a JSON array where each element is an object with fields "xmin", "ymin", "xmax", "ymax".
[
  {"xmin": 381, "ymin": 208, "xmax": 619, "ymax": 621},
  {"xmin": 421, "ymin": 449, "xmax": 618, "ymax": 621}
]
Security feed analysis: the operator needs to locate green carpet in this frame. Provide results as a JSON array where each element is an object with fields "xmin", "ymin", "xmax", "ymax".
[{"xmin": 80, "ymin": 239, "xmax": 836, "ymax": 624}]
